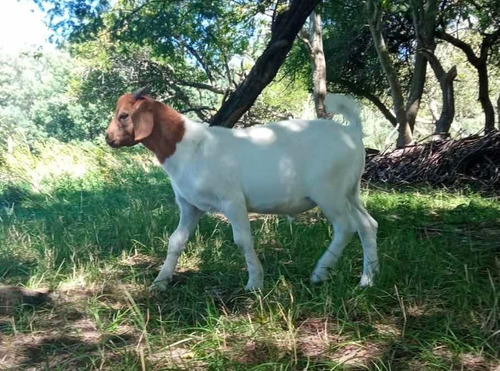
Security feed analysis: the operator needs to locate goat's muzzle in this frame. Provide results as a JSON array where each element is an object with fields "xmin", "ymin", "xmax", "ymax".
[{"xmin": 105, "ymin": 132, "xmax": 118, "ymax": 148}]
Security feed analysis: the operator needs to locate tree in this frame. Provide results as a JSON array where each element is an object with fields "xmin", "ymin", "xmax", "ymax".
[
  {"xmin": 284, "ymin": 1, "xmax": 407, "ymax": 127},
  {"xmin": 411, "ymin": 0, "xmax": 457, "ymax": 138},
  {"xmin": 35, "ymin": 0, "xmax": 318, "ymax": 129},
  {"xmin": 299, "ymin": 9, "xmax": 328, "ymax": 118},
  {"xmin": 323, "ymin": 2, "xmax": 399, "ymax": 127},
  {"xmin": 436, "ymin": 0, "xmax": 500, "ymax": 131},
  {"xmin": 0, "ymin": 50, "xmax": 108, "ymax": 143},
  {"xmin": 367, "ymin": 0, "xmax": 414, "ymax": 147},
  {"xmin": 209, "ymin": 0, "xmax": 319, "ymax": 127}
]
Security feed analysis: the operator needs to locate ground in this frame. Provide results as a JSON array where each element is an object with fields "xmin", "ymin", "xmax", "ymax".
[{"xmin": 0, "ymin": 144, "xmax": 499, "ymax": 370}]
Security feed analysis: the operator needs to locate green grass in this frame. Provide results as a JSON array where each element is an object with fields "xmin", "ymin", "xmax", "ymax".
[{"xmin": 1, "ymin": 142, "xmax": 499, "ymax": 370}]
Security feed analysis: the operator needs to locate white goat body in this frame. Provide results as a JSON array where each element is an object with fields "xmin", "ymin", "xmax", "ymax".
[{"xmin": 105, "ymin": 93, "xmax": 379, "ymax": 291}]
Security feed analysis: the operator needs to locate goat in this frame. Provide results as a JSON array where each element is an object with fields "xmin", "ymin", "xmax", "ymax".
[{"xmin": 105, "ymin": 88, "xmax": 379, "ymax": 292}]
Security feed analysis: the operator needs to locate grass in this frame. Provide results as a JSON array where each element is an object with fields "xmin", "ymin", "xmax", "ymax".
[{"xmin": 0, "ymin": 141, "xmax": 499, "ymax": 370}]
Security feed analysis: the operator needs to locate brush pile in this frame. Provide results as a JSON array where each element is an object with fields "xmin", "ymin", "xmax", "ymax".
[{"xmin": 363, "ymin": 131, "xmax": 500, "ymax": 192}]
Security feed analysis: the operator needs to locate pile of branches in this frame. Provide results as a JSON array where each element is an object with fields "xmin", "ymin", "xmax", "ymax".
[{"xmin": 363, "ymin": 131, "xmax": 500, "ymax": 192}]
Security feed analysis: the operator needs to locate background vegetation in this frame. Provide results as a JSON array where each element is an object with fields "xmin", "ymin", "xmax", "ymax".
[{"xmin": 0, "ymin": 0, "xmax": 498, "ymax": 148}]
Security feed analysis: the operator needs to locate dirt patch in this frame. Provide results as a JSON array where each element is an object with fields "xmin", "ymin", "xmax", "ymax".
[
  {"xmin": 0, "ymin": 286, "xmax": 51, "ymax": 315},
  {"xmin": 0, "ymin": 281, "xmax": 144, "ymax": 370}
]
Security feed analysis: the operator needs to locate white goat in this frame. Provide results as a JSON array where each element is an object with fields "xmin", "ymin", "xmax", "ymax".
[{"xmin": 105, "ymin": 89, "xmax": 379, "ymax": 292}]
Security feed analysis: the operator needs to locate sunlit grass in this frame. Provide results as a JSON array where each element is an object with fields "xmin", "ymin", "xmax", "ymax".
[{"xmin": 1, "ymin": 142, "xmax": 499, "ymax": 369}]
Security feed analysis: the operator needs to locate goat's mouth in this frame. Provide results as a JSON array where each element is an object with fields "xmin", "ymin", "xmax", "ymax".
[
  {"xmin": 105, "ymin": 133, "xmax": 128, "ymax": 148},
  {"xmin": 106, "ymin": 137, "xmax": 139, "ymax": 148},
  {"xmin": 105, "ymin": 137, "xmax": 119, "ymax": 148}
]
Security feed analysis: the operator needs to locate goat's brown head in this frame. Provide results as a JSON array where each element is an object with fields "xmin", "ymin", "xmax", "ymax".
[
  {"xmin": 105, "ymin": 86, "xmax": 185, "ymax": 163},
  {"xmin": 105, "ymin": 86, "xmax": 154, "ymax": 148}
]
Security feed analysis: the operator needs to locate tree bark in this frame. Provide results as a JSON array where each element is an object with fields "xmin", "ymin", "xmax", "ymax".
[
  {"xmin": 422, "ymin": 49, "xmax": 457, "ymax": 138},
  {"xmin": 497, "ymin": 94, "xmax": 500, "ymax": 128},
  {"xmin": 407, "ymin": 0, "xmax": 435, "ymax": 133},
  {"xmin": 436, "ymin": 28, "xmax": 500, "ymax": 131},
  {"xmin": 412, "ymin": 0, "xmax": 457, "ymax": 138},
  {"xmin": 209, "ymin": 0, "xmax": 319, "ymax": 127},
  {"xmin": 367, "ymin": 0, "xmax": 413, "ymax": 147},
  {"xmin": 435, "ymin": 66, "xmax": 457, "ymax": 137},
  {"xmin": 478, "ymin": 62, "xmax": 495, "ymax": 132},
  {"xmin": 300, "ymin": 10, "xmax": 328, "ymax": 118},
  {"xmin": 406, "ymin": 46, "xmax": 427, "ymax": 133}
]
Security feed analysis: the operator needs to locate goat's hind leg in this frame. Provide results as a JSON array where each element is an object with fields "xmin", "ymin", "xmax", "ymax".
[
  {"xmin": 310, "ymin": 182, "xmax": 379, "ymax": 287},
  {"xmin": 150, "ymin": 198, "xmax": 204, "ymax": 293},
  {"xmin": 310, "ymin": 193, "xmax": 357, "ymax": 283},
  {"xmin": 351, "ymin": 198, "xmax": 379, "ymax": 287}
]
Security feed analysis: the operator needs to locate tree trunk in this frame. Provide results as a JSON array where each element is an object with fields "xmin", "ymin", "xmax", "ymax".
[
  {"xmin": 299, "ymin": 9, "xmax": 328, "ymax": 119},
  {"xmin": 406, "ymin": 47, "xmax": 427, "ymax": 133},
  {"xmin": 407, "ymin": 0, "xmax": 436, "ymax": 133},
  {"xmin": 412, "ymin": 0, "xmax": 456, "ymax": 139},
  {"xmin": 423, "ymin": 53, "xmax": 457, "ymax": 139},
  {"xmin": 367, "ymin": 0, "xmax": 413, "ymax": 147},
  {"xmin": 436, "ymin": 28, "xmax": 500, "ymax": 131},
  {"xmin": 308, "ymin": 10, "xmax": 328, "ymax": 118},
  {"xmin": 497, "ymin": 94, "xmax": 500, "ymax": 127},
  {"xmin": 478, "ymin": 62, "xmax": 495, "ymax": 132},
  {"xmin": 209, "ymin": 0, "xmax": 319, "ymax": 127},
  {"xmin": 434, "ymin": 66, "xmax": 457, "ymax": 137}
]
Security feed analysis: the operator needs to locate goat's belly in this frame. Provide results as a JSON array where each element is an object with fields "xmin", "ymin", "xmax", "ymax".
[{"xmin": 246, "ymin": 196, "xmax": 316, "ymax": 215}]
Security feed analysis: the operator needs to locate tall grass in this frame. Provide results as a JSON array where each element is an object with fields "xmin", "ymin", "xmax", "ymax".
[{"xmin": 1, "ymin": 140, "xmax": 499, "ymax": 369}]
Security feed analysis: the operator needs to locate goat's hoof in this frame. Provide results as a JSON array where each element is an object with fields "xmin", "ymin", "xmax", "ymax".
[
  {"xmin": 310, "ymin": 270, "xmax": 329, "ymax": 283},
  {"xmin": 244, "ymin": 282, "xmax": 263, "ymax": 292},
  {"xmin": 149, "ymin": 280, "xmax": 170, "ymax": 295},
  {"xmin": 359, "ymin": 274, "xmax": 375, "ymax": 288}
]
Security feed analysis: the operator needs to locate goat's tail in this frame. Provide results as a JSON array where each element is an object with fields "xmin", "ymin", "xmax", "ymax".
[{"xmin": 323, "ymin": 94, "xmax": 363, "ymax": 137}]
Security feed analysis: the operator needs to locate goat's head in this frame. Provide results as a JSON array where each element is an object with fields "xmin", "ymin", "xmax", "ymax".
[
  {"xmin": 105, "ymin": 86, "xmax": 154, "ymax": 148},
  {"xmin": 105, "ymin": 87, "xmax": 186, "ymax": 163}
]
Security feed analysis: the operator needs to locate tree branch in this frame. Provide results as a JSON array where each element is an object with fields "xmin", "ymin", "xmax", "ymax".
[
  {"xmin": 298, "ymin": 29, "xmax": 313, "ymax": 56},
  {"xmin": 175, "ymin": 80, "xmax": 225, "ymax": 94},
  {"xmin": 174, "ymin": 37, "xmax": 217, "ymax": 83},
  {"xmin": 335, "ymin": 79, "xmax": 397, "ymax": 127},
  {"xmin": 435, "ymin": 29, "xmax": 480, "ymax": 66},
  {"xmin": 178, "ymin": 106, "xmax": 214, "ymax": 114},
  {"xmin": 209, "ymin": 0, "xmax": 319, "ymax": 127},
  {"xmin": 480, "ymin": 27, "xmax": 500, "ymax": 62}
]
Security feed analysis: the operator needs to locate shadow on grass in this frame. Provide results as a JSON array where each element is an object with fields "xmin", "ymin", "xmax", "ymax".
[{"xmin": 1, "ymin": 175, "xmax": 499, "ymax": 369}]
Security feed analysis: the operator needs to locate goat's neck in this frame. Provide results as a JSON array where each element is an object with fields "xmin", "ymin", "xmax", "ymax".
[
  {"xmin": 157, "ymin": 118, "xmax": 208, "ymax": 176},
  {"xmin": 140, "ymin": 104, "xmax": 197, "ymax": 165}
]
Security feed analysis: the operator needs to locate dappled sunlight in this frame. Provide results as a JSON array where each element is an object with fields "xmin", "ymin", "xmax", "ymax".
[
  {"xmin": 233, "ymin": 126, "xmax": 277, "ymax": 144},
  {"xmin": 374, "ymin": 319, "xmax": 401, "ymax": 338},
  {"xmin": 1, "ymin": 145, "xmax": 499, "ymax": 368},
  {"xmin": 430, "ymin": 344, "xmax": 496, "ymax": 370},
  {"xmin": 328, "ymin": 341, "xmax": 387, "ymax": 368}
]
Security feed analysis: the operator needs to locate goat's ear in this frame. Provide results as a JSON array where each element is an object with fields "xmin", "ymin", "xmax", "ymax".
[{"xmin": 131, "ymin": 102, "xmax": 154, "ymax": 141}]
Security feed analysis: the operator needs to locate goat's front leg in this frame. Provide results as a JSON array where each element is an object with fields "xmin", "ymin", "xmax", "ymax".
[
  {"xmin": 150, "ymin": 199, "xmax": 203, "ymax": 293},
  {"xmin": 222, "ymin": 201, "xmax": 264, "ymax": 291}
]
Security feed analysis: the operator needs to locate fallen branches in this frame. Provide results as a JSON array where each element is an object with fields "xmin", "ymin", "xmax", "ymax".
[{"xmin": 363, "ymin": 131, "xmax": 500, "ymax": 192}]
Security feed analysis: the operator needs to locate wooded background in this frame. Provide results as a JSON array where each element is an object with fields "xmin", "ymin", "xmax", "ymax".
[{"xmin": 2, "ymin": 0, "xmax": 500, "ymax": 149}]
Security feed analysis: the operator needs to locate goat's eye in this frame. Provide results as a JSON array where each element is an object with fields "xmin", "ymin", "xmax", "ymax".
[{"xmin": 119, "ymin": 113, "xmax": 129, "ymax": 121}]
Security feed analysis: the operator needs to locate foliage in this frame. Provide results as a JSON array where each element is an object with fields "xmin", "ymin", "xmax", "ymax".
[
  {"xmin": 35, "ymin": 0, "xmax": 280, "ymax": 122},
  {"xmin": 0, "ymin": 50, "xmax": 109, "ymax": 144},
  {"xmin": 17, "ymin": 0, "xmax": 500, "ymax": 144},
  {"xmin": 285, "ymin": 1, "xmax": 414, "ymax": 112}
]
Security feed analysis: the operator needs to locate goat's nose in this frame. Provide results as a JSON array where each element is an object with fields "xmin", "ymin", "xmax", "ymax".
[{"xmin": 105, "ymin": 132, "xmax": 116, "ymax": 147}]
